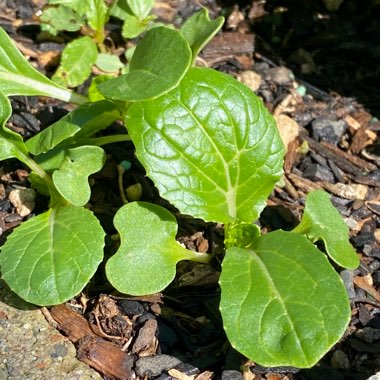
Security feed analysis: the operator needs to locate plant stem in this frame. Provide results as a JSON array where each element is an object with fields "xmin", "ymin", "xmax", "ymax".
[{"xmin": 86, "ymin": 134, "xmax": 131, "ymax": 146}]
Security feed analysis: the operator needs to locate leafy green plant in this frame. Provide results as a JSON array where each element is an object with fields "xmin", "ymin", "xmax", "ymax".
[
  {"xmin": 39, "ymin": 0, "xmax": 157, "ymax": 87},
  {"xmin": 0, "ymin": 8, "xmax": 359, "ymax": 369}
]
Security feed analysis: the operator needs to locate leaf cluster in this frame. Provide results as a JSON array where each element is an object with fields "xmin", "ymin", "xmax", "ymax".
[{"xmin": 0, "ymin": 7, "xmax": 359, "ymax": 369}]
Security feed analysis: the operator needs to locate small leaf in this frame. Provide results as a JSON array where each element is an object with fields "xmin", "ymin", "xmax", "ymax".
[
  {"xmin": 126, "ymin": 0, "xmax": 154, "ymax": 19},
  {"xmin": 95, "ymin": 53, "xmax": 124, "ymax": 73},
  {"xmin": 106, "ymin": 202, "xmax": 208, "ymax": 295},
  {"xmin": 88, "ymin": 75, "xmax": 112, "ymax": 102},
  {"xmin": 0, "ymin": 205, "xmax": 105, "ymax": 305},
  {"xmin": 40, "ymin": 5, "xmax": 83, "ymax": 35},
  {"xmin": 45, "ymin": 0, "xmax": 87, "ymax": 16},
  {"xmin": 0, "ymin": 92, "xmax": 29, "ymax": 161},
  {"xmin": 219, "ymin": 230, "xmax": 351, "ymax": 368},
  {"xmin": 53, "ymin": 36, "xmax": 98, "ymax": 88},
  {"xmin": 52, "ymin": 146, "xmax": 105, "ymax": 206},
  {"xmin": 292, "ymin": 190, "xmax": 359, "ymax": 269},
  {"xmin": 0, "ymin": 27, "xmax": 85, "ymax": 103},
  {"xmin": 26, "ymin": 100, "xmax": 121, "ymax": 155},
  {"xmin": 121, "ymin": 13, "xmax": 149, "ymax": 39},
  {"xmin": 126, "ymin": 67, "xmax": 285, "ymax": 223},
  {"xmin": 181, "ymin": 8, "xmax": 224, "ymax": 63},
  {"xmin": 225, "ymin": 221, "xmax": 260, "ymax": 249},
  {"xmin": 98, "ymin": 27, "xmax": 192, "ymax": 101},
  {"xmin": 86, "ymin": 0, "xmax": 107, "ymax": 33}
]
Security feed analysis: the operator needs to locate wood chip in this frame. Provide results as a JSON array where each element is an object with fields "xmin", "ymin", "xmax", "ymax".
[
  {"xmin": 354, "ymin": 275, "xmax": 380, "ymax": 303},
  {"xmin": 274, "ymin": 114, "xmax": 299, "ymax": 150},
  {"xmin": 168, "ymin": 368, "xmax": 196, "ymax": 380},
  {"xmin": 132, "ymin": 318, "xmax": 158, "ymax": 356},
  {"xmin": 321, "ymin": 182, "xmax": 368, "ymax": 200}
]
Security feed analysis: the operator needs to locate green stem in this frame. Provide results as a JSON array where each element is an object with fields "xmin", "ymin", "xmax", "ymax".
[{"xmin": 86, "ymin": 134, "xmax": 131, "ymax": 146}]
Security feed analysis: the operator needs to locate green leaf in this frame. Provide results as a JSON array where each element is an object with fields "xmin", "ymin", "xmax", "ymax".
[
  {"xmin": 86, "ymin": 0, "xmax": 107, "ymax": 33},
  {"xmin": 52, "ymin": 146, "xmax": 105, "ymax": 206},
  {"xmin": 126, "ymin": 0, "xmax": 154, "ymax": 19},
  {"xmin": 95, "ymin": 53, "xmax": 124, "ymax": 73},
  {"xmin": 46, "ymin": 0, "xmax": 87, "ymax": 16},
  {"xmin": 0, "ymin": 27, "xmax": 86, "ymax": 103},
  {"xmin": 26, "ymin": 100, "xmax": 121, "ymax": 155},
  {"xmin": 0, "ymin": 205, "xmax": 105, "ymax": 305},
  {"xmin": 53, "ymin": 36, "xmax": 98, "ymax": 88},
  {"xmin": 121, "ymin": 13, "xmax": 149, "ymax": 39},
  {"xmin": 126, "ymin": 67, "xmax": 285, "ymax": 223},
  {"xmin": 88, "ymin": 75, "xmax": 112, "ymax": 102},
  {"xmin": 40, "ymin": 5, "xmax": 84, "ymax": 35},
  {"xmin": 225, "ymin": 221, "xmax": 260, "ymax": 249},
  {"xmin": 181, "ymin": 8, "xmax": 224, "ymax": 63},
  {"xmin": 98, "ymin": 27, "xmax": 192, "ymax": 101},
  {"xmin": 0, "ymin": 91, "xmax": 29, "ymax": 161},
  {"xmin": 106, "ymin": 202, "xmax": 209, "ymax": 295},
  {"xmin": 292, "ymin": 190, "xmax": 359, "ymax": 269},
  {"xmin": 219, "ymin": 230, "xmax": 351, "ymax": 368}
]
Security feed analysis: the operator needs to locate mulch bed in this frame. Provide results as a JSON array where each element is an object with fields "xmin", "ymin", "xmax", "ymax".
[{"xmin": 1, "ymin": 0, "xmax": 380, "ymax": 379}]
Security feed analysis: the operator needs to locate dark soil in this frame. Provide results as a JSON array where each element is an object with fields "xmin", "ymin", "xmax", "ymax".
[{"xmin": 1, "ymin": 0, "xmax": 380, "ymax": 379}]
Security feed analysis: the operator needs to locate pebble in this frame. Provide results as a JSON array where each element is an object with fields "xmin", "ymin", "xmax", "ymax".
[
  {"xmin": 330, "ymin": 349, "xmax": 350, "ymax": 369},
  {"xmin": 303, "ymin": 163, "xmax": 335, "ymax": 183},
  {"xmin": 311, "ymin": 118, "xmax": 347, "ymax": 145},
  {"xmin": 355, "ymin": 327, "xmax": 380, "ymax": 343},
  {"xmin": 268, "ymin": 66, "xmax": 293, "ymax": 85},
  {"xmin": 341, "ymin": 269, "xmax": 356, "ymax": 299},
  {"xmin": 222, "ymin": 370, "xmax": 244, "ymax": 380},
  {"xmin": 135, "ymin": 355, "xmax": 182, "ymax": 378}
]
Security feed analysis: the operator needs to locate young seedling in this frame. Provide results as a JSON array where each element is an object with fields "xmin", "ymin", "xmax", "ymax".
[{"xmin": 0, "ymin": 8, "xmax": 358, "ymax": 369}]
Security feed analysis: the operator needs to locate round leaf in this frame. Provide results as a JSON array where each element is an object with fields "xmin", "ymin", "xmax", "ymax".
[
  {"xmin": 126, "ymin": 67, "xmax": 285, "ymax": 223},
  {"xmin": 106, "ymin": 202, "xmax": 208, "ymax": 295},
  {"xmin": 0, "ymin": 206, "xmax": 105, "ymax": 305},
  {"xmin": 219, "ymin": 230, "xmax": 351, "ymax": 368},
  {"xmin": 292, "ymin": 190, "xmax": 359, "ymax": 269},
  {"xmin": 98, "ymin": 27, "xmax": 192, "ymax": 101}
]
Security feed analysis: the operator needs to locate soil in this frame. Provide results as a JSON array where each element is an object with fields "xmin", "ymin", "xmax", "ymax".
[{"xmin": 1, "ymin": 0, "xmax": 380, "ymax": 379}]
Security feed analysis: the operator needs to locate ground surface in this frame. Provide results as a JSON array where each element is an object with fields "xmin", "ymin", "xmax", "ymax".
[{"xmin": 0, "ymin": 0, "xmax": 380, "ymax": 379}]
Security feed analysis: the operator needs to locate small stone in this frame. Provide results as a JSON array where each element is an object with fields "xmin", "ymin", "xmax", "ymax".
[
  {"xmin": 268, "ymin": 67, "xmax": 293, "ymax": 85},
  {"xmin": 118, "ymin": 299, "xmax": 145, "ymax": 316},
  {"xmin": 8, "ymin": 188, "xmax": 35, "ymax": 217},
  {"xmin": 330, "ymin": 349, "xmax": 350, "ymax": 369},
  {"xmin": 311, "ymin": 118, "xmax": 347, "ymax": 145},
  {"xmin": 274, "ymin": 114, "xmax": 299, "ymax": 150},
  {"xmin": 135, "ymin": 355, "xmax": 182, "ymax": 378},
  {"xmin": 355, "ymin": 327, "xmax": 380, "ymax": 343},
  {"xmin": 50, "ymin": 343, "xmax": 68, "ymax": 358},
  {"xmin": 341, "ymin": 270, "xmax": 356, "ymax": 299},
  {"xmin": 237, "ymin": 70, "xmax": 261, "ymax": 92},
  {"xmin": 222, "ymin": 370, "xmax": 243, "ymax": 380},
  {"xmin": 303, "ymin": 163, "xmax": 335, "ymax": 183}
]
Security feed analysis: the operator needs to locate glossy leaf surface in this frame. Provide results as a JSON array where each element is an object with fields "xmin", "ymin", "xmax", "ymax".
[
  {"xmin": 87, "ymin": 0, "xmax": 107, "ymax": 32},
  {"xmin": 52, "ymin": 146, "xmax": 105, "ymax": 206},
  {"xmin": 292, "ymin": 190, "xmax": 359, "ymax": 269},
  {"xmin": 127, "ymin": 0, "xmax": 154, "ymax": 19},
  {"xmin": 126, "ymin": 67, "xmax": 285, "ymax": 223},
  {"xmin": 53, "ymin": 36, "xmax": 98, "ymax": 88},
  {"xmin": 98, "ymin": 27, "xmax": 192, "ymax": 101},
  {"xmin": 0, "ymin": 27, "xmax": 84, "ymax": 103},
  {"xmin": 219, "ymin": 230, "xmax": 350, "ymax": 368},
  {"xmin": 40, "ymin": 5, "xmax": 83, "ymax": 35},
  {"xmin": 181, "ymin": 8, "xmax": 224, "ymax": 63},
  {"xmin": 26, "ymin": 100, "xmax": 121, "ymax": 155},
  {"xmin": 0, "ymin": 206, "xmax": 105, "ymax": 305},
  {"xmin": 106, "ymin": 202, "xmax": 209, "ymax": 295}
]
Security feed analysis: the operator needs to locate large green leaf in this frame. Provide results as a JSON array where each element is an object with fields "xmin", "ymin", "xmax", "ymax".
[
  {"xmin": 0, "ymin": 206, "xmax": 105, "ymax": 305},
  {"xmin": 181, "ymin": 8, "xmax": 224, "ymax": 63},
  {"xmin": 52, "ymin": 146, "xmax": 106, "ymax": 206},
  {"xmin": 126, "ymin": 67, "xmax": 285, "ymax": 223},
  {"xmin": 98, "ymin": 27, "xmax": 192, "ymax": 101},
  {"xmin": 219, "ymin": 230, "xmax": 351, "ymax": 368},
  {"xmin": 52, "ymin": 36, "xmax": 98, "ymax": 88},
  {"xmin": 292, "ymin": 190, "xmax": 359, "ymax": 269},
  {"xmin": 0, "ymin": 27, "xmax": 85, "ymax": 103},
  {"xmin": 106, "ymin": 202, "xmax": 209, "ymax": 295},
  {"xmin": 0, "ymin": 91, "xmax": 29, "ymax": 161},
  {"xmin": 26, "ymin": 100, "xmax": 121, "ymax": 155}
]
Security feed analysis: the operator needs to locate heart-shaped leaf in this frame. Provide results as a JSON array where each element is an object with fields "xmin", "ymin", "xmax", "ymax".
[
  {"xmin": 181, "ymin": 7, "xmax": 224, "ymax": 63},
  {"xmin": 0, "ymin": 27, "xmax": 85, "ymax": 104},
  {"xmin": 219, "ymin": 230, "xmax": 350, "ymax": 368},
  {"xmin": 52, "ymin": 146, "xmax": 106, "ymax": 206},
  {"xmin": 98, "ymin": 27, "xmax": 192, "ymax": 101},
  {"xmin": 125, "ymin": 67, "xmax": 285, "ymax": 223},
  {"xmin": 0, "ymin": 91, "xmax": 29, "ymax": 161},
  {"xmin": 0, "ymin": 205, "xmax": 105, "ymax": 305},
  {"xmin": 106, "ymin": 202, "xmax": 209, "ymax": 295},
  {"xmin": 52, "ymin": 36, "xmax": 98, "ymax": 88},
  {"xmin": 26, "ymin": 100, "xmax": 121, "ymax": 155},
  {"xmin": 292, "ymin": 190, "xmax": 359, "ymax": 269}
]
